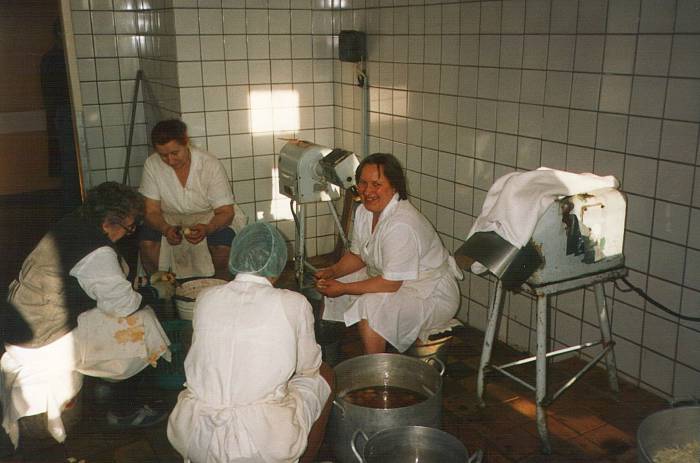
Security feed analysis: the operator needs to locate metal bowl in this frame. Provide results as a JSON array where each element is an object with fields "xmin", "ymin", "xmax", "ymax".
[{"xmin": 637, "ymin": 405, "xmax": 700, "ymax": 463}]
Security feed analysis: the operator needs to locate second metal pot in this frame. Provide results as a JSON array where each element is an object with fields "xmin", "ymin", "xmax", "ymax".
[
  {"xmin": 329, "ymin": 353, "xmax": 444, "ymax": 463},
  {"xmin": 351, "ymin": 426, "xmax": 483, "ymax": 463}
]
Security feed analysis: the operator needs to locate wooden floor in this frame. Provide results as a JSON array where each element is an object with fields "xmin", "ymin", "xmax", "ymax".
[{"xmin": 0, "ymin": 206, "xmax": 668, "ymax": 462}]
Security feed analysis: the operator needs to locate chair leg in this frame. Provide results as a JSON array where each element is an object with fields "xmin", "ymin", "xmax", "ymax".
[
  {"xmin": 535, "ymin": 294, "xmax": 552, "ymax": 454},
  {"xmin": 477, "ymin": 280, "xmax": 504, "ymax": 407},
  {"xmin": 594, "ymin": 283, "xmax": 619, "ymax": 393}
]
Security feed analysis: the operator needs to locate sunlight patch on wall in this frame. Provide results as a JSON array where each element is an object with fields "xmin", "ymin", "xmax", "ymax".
[{"xmin": 249, "ymin": 89, "xmax": 299, "ymax": 133}]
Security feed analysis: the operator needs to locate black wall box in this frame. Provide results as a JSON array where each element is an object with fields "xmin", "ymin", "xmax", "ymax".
[{"xmin": 339, "ymin": 30, "xmax": 366, "ymax": 63}]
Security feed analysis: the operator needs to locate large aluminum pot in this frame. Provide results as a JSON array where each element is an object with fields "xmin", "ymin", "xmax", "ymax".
[
  {"xmin": 351, "ymin": 426, "xmax": 483, "ymax": 463},
  {"xmin": 637, "ymin": 405, "xmax": 700, "ymax": 463},
  {"xmin": 330, "ymin": 354, "xmax": 445, "ymax": 463}
]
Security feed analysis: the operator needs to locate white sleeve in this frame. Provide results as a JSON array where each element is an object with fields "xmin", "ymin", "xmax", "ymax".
[
  {"xmin": 379, "ymin": 222, "xmax": 421, "ymax": 281},
  {"xmin": 349, "ymin": 206, "xmax": 367, "ymax": 255},
  {"xmin": 70, "ymin": 247, "xmax": 142, "ymax": 317},
  {"xmin": 205, "ymin": 157, "xmax": 234, "ymax": 209},
  {"xmin": 138, "ymin": 155, "xmax": 161, "ymax": 201}
]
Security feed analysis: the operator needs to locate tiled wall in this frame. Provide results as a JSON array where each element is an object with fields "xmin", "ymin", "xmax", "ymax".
[
  {"xmin": 71, "ymin": 0, "xmax": 149, "ymax": 187},
  {"xmin": 332, "ymin": 0, "xmax": 700, "ymax": 400},
  {"xmin": 69, "ymin": 0, "xmax": 700, "ymax": 399},
  {"xmin": 70, "ymin": 0, "xmax": 340, "ymax": 255}
]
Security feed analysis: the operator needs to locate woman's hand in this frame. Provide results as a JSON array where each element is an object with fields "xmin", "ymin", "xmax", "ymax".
[
  {"xmin": 314, "ymin": 267, "xmax": 336, "ymax": 281},
  {"xmin": 164, "ymin": 226, "xmax": 183, "ymax": 245},
  {"xmin": 184, "ymin": 224, "xmax": 208, "ymax": 244},
  {"xmin": 316, "ymin": 278, "xmax": 345, "ymax": 297}
]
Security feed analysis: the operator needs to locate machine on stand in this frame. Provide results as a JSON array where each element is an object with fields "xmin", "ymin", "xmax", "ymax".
[
  {"xmin": 457, "ymin": 187, "xmax": 627, "ymax": 453},
  {"xmin": 278, "ymin": 140, "xmax": 361, "ymax": 363},
  {"xmin": 278, "ymin": 139, "xmax": 360, "ymax": 291}
]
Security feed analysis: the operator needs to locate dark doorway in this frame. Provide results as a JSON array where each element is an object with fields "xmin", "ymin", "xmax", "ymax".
[{"xmin": 0, "ymin": 0, "xmax": 83, "ymax": 293}]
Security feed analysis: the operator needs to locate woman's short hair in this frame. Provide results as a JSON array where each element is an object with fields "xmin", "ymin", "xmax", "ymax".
[
  {"xmin": 80, "ymin": 182, "xmax": 145, "ymax": 227},
  {"xmin": 151, "ymin": 119, "xmax": 188, "ymax": 147},
  {"xmin": 355, "ymin": 153, "xmax": 408, "ymax": 200}
]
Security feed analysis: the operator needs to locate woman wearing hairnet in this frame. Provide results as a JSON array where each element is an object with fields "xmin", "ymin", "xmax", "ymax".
[{"xmin": 167, "ymin": 222, "xmax": 333, "ymax": 463}]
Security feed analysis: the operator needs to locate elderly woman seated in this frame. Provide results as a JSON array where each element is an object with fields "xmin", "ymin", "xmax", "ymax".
[
  {"xmin": 1, "ymin": 182, "xmax": 173, "ymax": 449},
  {"xmin": 168, "ymin": 222, "xmax": 334, "ymax": 463}
]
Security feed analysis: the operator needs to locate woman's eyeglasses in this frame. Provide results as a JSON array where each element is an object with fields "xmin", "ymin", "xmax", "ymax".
[{"xmin": 117, "ymin": 221, "xmax": 138, "ymax": 235}]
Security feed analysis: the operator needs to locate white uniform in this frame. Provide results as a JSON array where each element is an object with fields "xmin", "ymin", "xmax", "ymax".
[
  {"xmin": 322, "ymin": 194, "xmax": 463, "ymax": 353},
  {"xmin": 1, "ymin": 247, "xmax": 170, "ymax": 447},
  {"xmin": 139, "ymin": 146, "xmax": 234, "ymax": 216},
  {"xmin": 167, "ymin": 274, "xmax": 330, "ymax": 463},
  {"xmin": 139, "ymin": 147, "xmax": 236, "ymax": 277}
]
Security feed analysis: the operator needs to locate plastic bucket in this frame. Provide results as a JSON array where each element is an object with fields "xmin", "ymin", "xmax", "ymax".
[
  {"xmin": 637, "ymin": 405, "xmax": 700, "ymax": 463},
  {"xmin": 174, "ymin": 278, "xmax": 226, "ymax": 320}
]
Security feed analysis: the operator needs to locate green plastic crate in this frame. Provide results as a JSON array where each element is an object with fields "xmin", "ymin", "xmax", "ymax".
[{"xmin": 152, "ymin": 319, "xmax": 192, "ymax": 390}]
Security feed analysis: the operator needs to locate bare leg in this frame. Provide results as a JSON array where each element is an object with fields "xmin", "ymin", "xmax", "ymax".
[
  {"xmin": 139, "ymin": 240, "xmax": 161, "ymax": 275},
  {"xmin": 209, "ymin": 245, "xmax": 232, "ymax": 281},
  {"xmin": 299, "ymin": 362, "xmax": 335, "ymax": 463},
  {"xmin": 358, "ymin": 319, "xmax": 386, "ymax": 354}
]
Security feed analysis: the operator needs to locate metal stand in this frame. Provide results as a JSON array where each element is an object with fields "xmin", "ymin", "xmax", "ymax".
[
  {"xmin": 293, "ymin": 198, "xmax": 348, "ymax": 290},
  {"xmin": 476, "ymin": 267, "xmax": 625, "ymax": 453}
]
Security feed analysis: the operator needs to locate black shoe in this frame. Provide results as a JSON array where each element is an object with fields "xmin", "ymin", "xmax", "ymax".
[{"xmin": 106, "ymin": 403, "xmax": 168, "ymax": 428}]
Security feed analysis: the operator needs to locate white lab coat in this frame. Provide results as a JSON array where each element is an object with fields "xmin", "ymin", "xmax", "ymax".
[
  {"xmin": 322, "ymin": 194, "xmax": 463, "ymax": 352},
  {"xmin": 167, "ymin": 274, "xmax": 330, "ymax": 463}
]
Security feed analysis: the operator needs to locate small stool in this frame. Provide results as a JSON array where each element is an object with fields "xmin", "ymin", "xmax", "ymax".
[
  {"xmin": 405, "ymin": 333, "xmax": 454, "ymax": 365},
  {"xmin": 476, "ymin": 268, "xmax": 625, "ymax": 453},
  {"xmin": 405, "ymin": 319, "xmax": 462, "ymax": 365}
]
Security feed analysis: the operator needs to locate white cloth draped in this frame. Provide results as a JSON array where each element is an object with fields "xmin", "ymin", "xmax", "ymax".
[
  {"xmin": 1, "ymin": 307, "xmax": 170, "ymax": 447},
  {"xmin": 467, "ymin": 167, "xmax": 619, "ymax": 249}
]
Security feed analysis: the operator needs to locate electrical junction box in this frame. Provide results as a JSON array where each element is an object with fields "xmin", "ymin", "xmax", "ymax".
[{"xmin": 339, "ymin": 30, "xmax": 366, "ymax": 63}]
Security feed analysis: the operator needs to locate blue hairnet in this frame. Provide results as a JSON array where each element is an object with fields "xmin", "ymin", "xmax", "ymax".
[{"xmin": 228, "ymin": 222, "xmax": 288, "ymax": 278}]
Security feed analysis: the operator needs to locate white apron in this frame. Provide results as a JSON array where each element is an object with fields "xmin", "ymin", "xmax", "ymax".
[
  {"xmin": 159, "ymin": 211, "xmax": 216, "ymax": 279},
  {"xmin": 0, "ymin": 307, "xmax": 171, "ymax": 447}
]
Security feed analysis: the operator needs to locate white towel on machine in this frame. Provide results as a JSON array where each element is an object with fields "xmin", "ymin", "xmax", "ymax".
[{"xmin": 467, "ymin": 167, "xmax": 619, "ymax": 271}]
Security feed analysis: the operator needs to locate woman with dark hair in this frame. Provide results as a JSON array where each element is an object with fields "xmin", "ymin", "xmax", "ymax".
[
  {"xmin": 315, "ymin": 153, "xmax": 463, "ymax": 354},
  {"xmin": 0, "ymin": 182, "xmax": 173, "ymax": 449},
  {"xmin": 139, "ymin": 119, "xmax": 238, "ymax": 280}
]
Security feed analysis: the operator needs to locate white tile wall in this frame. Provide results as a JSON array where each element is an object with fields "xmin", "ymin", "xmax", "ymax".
[{"xmin": 329, "ymin": 0, "xmax": 700, "ymax": 401}]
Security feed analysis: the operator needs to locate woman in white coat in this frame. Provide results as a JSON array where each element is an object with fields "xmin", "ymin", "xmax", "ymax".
[
  {"xmin": 315, "ymin": 153, "xmax": 463, "ymax": 354},
  {"xmin": 167, "ymin": 222, "xmax": 333, "ymax": 463}
]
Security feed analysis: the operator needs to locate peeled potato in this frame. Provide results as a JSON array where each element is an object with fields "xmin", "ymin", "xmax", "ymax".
[
  {"xmin": 150, "ymin": 271, "xmax": 176, "ymax": 285},
  {"xmin": 182, "ymin": 227, "xmax": 192, "ymax": 236}
]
